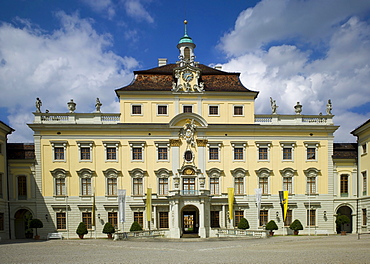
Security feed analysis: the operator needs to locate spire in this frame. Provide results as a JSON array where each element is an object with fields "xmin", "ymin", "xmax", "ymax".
[
  {"xmin": 177, "ymin": 20, "xmax": 196, "ymax": 62},
  {"xmin": 178, "ymin": 20, "xmax": 194, "ymax": 44}
]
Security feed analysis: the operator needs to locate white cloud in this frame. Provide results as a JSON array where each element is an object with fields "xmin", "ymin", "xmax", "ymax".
[
  {"xmin": 123, "ymin": 0, "xmax": 154, "ymax": 24},
  {"xmin": 0, "ymin": 11, "xmax": 138, "ymax": 142},
  {"xmin": 81, "ymin": 0, "xmax": 116, "ymax": 19},
  {"xmin": 220, "ymin": 0, "xmax": 370, "ymax": 142}
]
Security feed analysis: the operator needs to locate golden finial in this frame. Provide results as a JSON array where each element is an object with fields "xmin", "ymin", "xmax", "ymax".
[{"xmin": 184, "ymin": 20, "xmax": 188, "ymax": 24}]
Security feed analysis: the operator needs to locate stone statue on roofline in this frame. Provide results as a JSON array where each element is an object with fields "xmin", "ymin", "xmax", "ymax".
[
  {"xmin": 67, "ymin": 99, "xmax": 76, "ymax": 113},
  {"xmin": 326, "ymin": 99, "xmax": 332, "ymax": 115},
  {"xmin": 294, "ymin": 102, "xmax": 302, "ymax": 115},
  {"xmin": 270, "ymin": 97, "xmax": 278, "ymax": 114},
  {"xmin": 95, "ymin": 98, "xmax": 102, "ymax": 113},
  {"xmin": 35, "ymin": 98, "xmax": 42, "ymax": 113}
]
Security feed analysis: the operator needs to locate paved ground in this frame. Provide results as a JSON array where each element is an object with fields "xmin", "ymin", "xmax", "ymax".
[{"xmin": 1, "ymin": 234, "xmax": 370, "ymax": 263}]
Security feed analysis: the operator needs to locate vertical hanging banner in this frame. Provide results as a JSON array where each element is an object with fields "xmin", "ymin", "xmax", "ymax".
[
  {"xmin": 255, "ymin": 188, "xmax": 262, "ymax": 221},
  {"xmin": 279, "ymin": 191, "xmax": 289, "ymax": 221},
  {"xmin": 146, "ymin": 188, "xmax": 152, "ymax": 221},
  {"xmin": 118, "ymin": 189, "xmax": 126, "ymax": 223},
  {"xmin": 228, "ymin": 187, "xmax": 234, "ymax": 220}
]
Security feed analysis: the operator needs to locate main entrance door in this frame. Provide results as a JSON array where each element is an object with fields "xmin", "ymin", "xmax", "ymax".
[
  {"xmin": 336, "ymin": 206, "xmax": 352, "ymax": 233},
  {"xmin": 14, "ymin": 209, "xmax": 33, "ymax": 239},
  {"xmin": 182, "ymin": 205, "xmax": 199, "ymax": 236}
]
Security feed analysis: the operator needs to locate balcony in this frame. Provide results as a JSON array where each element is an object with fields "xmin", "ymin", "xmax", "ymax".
[
  {"xmin": 254, "ymin": 114, "xmax": 334, "ymax": 125},
  {"xmin": 33, "ymin": 113, "xmax": 120, "ymax": 124}
]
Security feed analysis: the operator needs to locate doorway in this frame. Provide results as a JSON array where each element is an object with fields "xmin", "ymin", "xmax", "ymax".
[
  {"xmin": 336, "ymin": 206, "xmax": 352, "ymax": 233},
  {"xmin": 14, "ymin": 209, "xmax": 33, "ymax": 239},
  {"xmin": 182, "ymin": 205, "xmax": 199, "ymax": 236}
]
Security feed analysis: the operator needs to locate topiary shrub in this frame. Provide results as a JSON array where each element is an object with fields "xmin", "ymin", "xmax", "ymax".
[
  {"xmin": 237, "ymin": 217, "xmax": 250, "ymax": 230},
  {"xmin": 103, "ymin": 222, "xmax": 116, "ymax": 235},
  {"xmin": 130, "ymin": 221, "xmax": 143, "ymax": 232},
  {"xmin": 336, "ymin": 214, "xmax": 350, "ymax": 233},
  {"xmin": 76, "ymin": 222, "xmax": 88, "ymax": 238},
  {"xmin": 29, "ymin": 218, "xmax": 43, "ymax": 237},
  {"xmin": 289, "ymin": 219, "xmax": 303, "ymax": 235},
  {"xmin": 265, "ymin": 220, "xmax": 278, "ymax": 235}
]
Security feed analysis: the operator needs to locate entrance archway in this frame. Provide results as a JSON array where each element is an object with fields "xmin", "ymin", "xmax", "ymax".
[
  {"xmin": 14, "ymin": 209, "xmax": 33, "ymax": 239},
  {"xmin": 336, "ymin": 206, "xmax": 352, "ymax": 233},
  {"xmin": 181, "ymin": 205, "xmax": 199, "ymax": 237}
]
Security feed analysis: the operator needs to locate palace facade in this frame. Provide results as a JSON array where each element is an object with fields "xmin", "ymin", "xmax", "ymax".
[{"xmin": 1, "ymin": 26, "xmax": 369, "ymax": 239}]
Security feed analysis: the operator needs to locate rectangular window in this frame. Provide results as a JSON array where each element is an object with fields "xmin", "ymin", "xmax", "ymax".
[
  {"xmin": 183, "ymin": 178, "xmax": 195, "ymax": 195},
  {"xmin": 363, "ymin": 171, "xmax": 367, "ymax": 196},
  {"xmin": 157, "ymin": 105, "xmax": 167, "ymax": 115},
  {"xmin": 209, "ymin": 147, "xmax": 219, "ymax": 160},
  {"xmin": 132, "ymin": 105, "xmax": 142, "ymax": 115},
  {"xmin": 234, "ymin": 177, "xmax": 244, "ymax": 195},
  {"xmin": 362, "ymin": 143, "xmax": 367, "ymax": 154},
  {"xmin": 210, "ymin": 211, "xmax": 220, "ymax": 228},
  {"xmin": 234, "ymin": 148, "xmax": 243, "ymax": 160},
  {"xmin": 108, "ymin": 212, "xmax": 118, "ymax": 228},
  {"xmin": 284, "ymin": 210, "xmax": 293, "ymax": 226},
  {"xmin": 56, "ymin": 212, "xmax": 66, "ymax": 230},
  {"xmin": 54, "ymin": 147, "xmax": 64, "ymax": 160},
  {"xmin": 307, "ymin": 177, "xmax": 316, "ymax": 194},
  {"xmin": 18, "ymin": 175, "xmax": 27, "ymax": 200},
  {"xmin": 234, "ymin": 210, "xmax": 244, "ymax": 227},
  {"xmin": 260, "ymin": 210, "xmax": 268, "ymax": 226},
  {"xmin": 133, "ymin": 178, "xmax": 143, "ymax": 196},
  {"xmin": 183, "ymin": 105, "xmax": 192, "ymax": 113},
  {"xmin": 283, "ymin": 177, "xmax": 293, "ymax": 194},
  {"xmin": 158, "ymin": 147, "xmax": 168, "ymax": 160},
  {"xmin": 134, "ymin": 212, "xmax": 143, "ymax": 227},
  {"xmin": 259, "ymin": 147, "xmax": 268, "ymax": 160},
  {"xmin": 132, "ymin": 147, "xmax": 142, "ymax": 160},
  {"xmin": 307, "ymin": 209, "xmax": 316, "ymax": 226},
  {"xmin": 55, "ymin": 178, "xmax": 65, "ymax": 196},
  {"xmin": 0, "ymin": 173, "xmax": 3, "ymax": 199},
  {"xmin": 234, "ymin": 106, "xmax": 243, "ymax": 116},
  {"xmin": 210, "ymin": 178, "xmax": 219, "ymax": 195},
  {"xmin": 159, "ymin": 212, "xmax": 169, "ymax": 228},
  {"xmin": 259, "ymin": 177, "xmax": 268, "ymax": 195},
  {"xmin": 81, "ymin": 178, "xmax": 92, "ymax": 196},
  {"xmin": 107, "ymin": 178, "xmax": 117, "ymax": 196},
  {"xmin": 283, "ymin": 147, "xmax": 292, "ymax": 160},
  {"xmin": 82, "ymin": 212, "xmax": 92, "ymax": 230},
  {"xmin": 340, "ymin": 174, "xmax": 349, "ymax": 197},
  {"xmin": 362, "ymin": 209, "xmax": 367, "ymax": 226},
  {"xmin": 209, "ymin": 106, "xmax": 219, "ymax": 115},
  {"xmin": 0, "ymin": 212, "xmax": 4, "ymax": 231},
  {"xmin": 80, "ymin": 147, "xmax": 90, "ymax": 160},
  {"xmin": 158, "ymin": 178, "xmax": 168, "ymax": 196},
  {"xmin": 307, "ymin": 148, "xmax": 316, "ymax": 160},
  {"xmin": 106, "ymin": 147, "xmax": 116, "ymax": 160}
]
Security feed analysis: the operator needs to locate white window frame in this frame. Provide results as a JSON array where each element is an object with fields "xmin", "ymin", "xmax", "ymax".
[
  {"xmin": 155, "ymin": 142, "xmax": 170, "ymax": 162},
  {"xmin": 51, "ymin": 169, "xmax": 68, "ymax": 196},
  {"xmin": 131, "ymin": 104, "xmax": 143, "ymax": 116},
  {"xmin": 233, "ymin": 105, "xmax": 244, "ymax": 116},
  {"xmin": 280, "ymin": 168, "xmax": 296, "ymax": 195},
  {"xmin": 78, "ymin": 142, "xmax": 93, "ymax": 162},
  {"xmin": 208, "ymin": 105, "xmax": 220, "ymax": 116},
  {"xmin": 255, "ymin": 168, "xmax": 271, "ymax": 195},
  {"xmin": 130, "ymin": 142, "xmax": 145, "ymax": 162},
  {"xmin": 280, "ymin": 142, "xmax": 295, "ymax": 161},
  {"xmin": 304, "ymin": 168, "xmax": 319, "ymax": 195},
  {"xmin": 103, "ymin": 169, "xmax": 119, "ymax": 196},
  {"xmin": 362, "ymin": 171, "xmax": 367, "ymax": 196},
  {"xmin": 51, "ymin": 142, "xmax": 67, "ymax": 162},
  {"xmin": 362, "ymin": 143, "xmax": 367, "ymax": 155},
  {"xmin": 232, "ymin": 142, "xmax": 247, "ymax": 162},
  {"xmin": 304, "ymin": 142, "xmax": 319, "ymax": 161},
  {"xmin": 104, "ymin": 142, "xmax": 119, "ymax": 162},
  {"xmin": 182, "ymin": 104, "xmax": 193, "ymax": 113},
  {"xmin": 208, "ymin": 142, "xmax": 222, "ymax": 162},
  {"xmin": 256, "ymin": 142, "xmax": 271, "ymax": 162},
  {"xmin": 157, "ymin": 104, "xmax": 168, "ymax": 116}
]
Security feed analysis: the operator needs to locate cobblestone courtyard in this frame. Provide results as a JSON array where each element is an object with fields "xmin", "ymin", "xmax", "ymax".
[{"xmin": 1, "ymin": 234, "xmax": 369, "ymax": 263}]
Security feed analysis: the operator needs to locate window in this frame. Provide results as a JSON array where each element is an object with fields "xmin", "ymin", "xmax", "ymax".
[
  {"xmin": 363, "ymin": 209, "xmax": 367, "ymax": 226},
  {"xmin": 184, "ymin": 150, "xmax": 193, "ymax": 162},
  {"xmin": 108, "ymin": 212, "xmax": 118, "ymax": 228},
  {"xmin": 107, "ymin": 178, "xmax": 117, "ymax": 196},
  {"xmin": 82, "ymin": 212, "xmax": 92, "ymax": 229},
  {"xmin": 283, "ymin": 148, "xmax": 292, "ymax": 160},
  {"xmin": 183, "ymin": 178, "xmax": 195, "ymax": 195},
  {"xmin": 307, "ymin": 177, "xmax": 316, "ymax": 194},
  {"xmin": 234, "ymin": 177, "xmax": 244, "ymax": 195},
  {"xmin": 106, "ymin": 147, "xmax": 116, "ymax": 160},
  {"xmin": 210, "ymin": 211, "xmax": 220, "ymax": 228},
  {"xmin": 78, "ymin": 142, "xmax": 93, "ymax": 161},
  {"xmin": 307, "ymin": 209, "xmax": 316, "ymax": 226},
  {"xmin": 18, "ymin": 175, "xmax": 27, "ymax": 200},
  {"xmin": 209, "ymin": 147, "xmax": 219, "ymax": 160},
  {"xmin": 362, "ymin": 143, "xmax": 367, "ymax": 155},
  {"xmin": 259, "ymin": 177, "xmax": 269, "ymax": 195},
  {"xmin": 159, "ymin": 212, "xmax": 169, "ymax": 228},
  {"xmin": 284, "ymin": 210, "xmax": 293, "ymax": 226},
  {"xmin": 133, "ymin": 178, "xmax": 143, "ymax": 196},
  {"xmin": 132, "ymin": 105, "xmax": 142, "ymax": 115},
  {"xmin": 130, "ymin": 142, "xmax": 145, "ymax": 161},
  {"xmin": 209, "ymin": 105, "xmax": 219, "ymax": 116},
  {"xmin": 210, "ymin": 177, "xmax": 219, "ymax": 195},
  {"xmin": 305, "ymin": 143, "xmax": 319, "ymax": 161},
  {"xmin": 259, "ymin": 148, "xmax": 268, "ymax": 160},
  {"xmin": 80, "ymin": 147, "xmax": 90, "ymax": 160},
  {"xmin": 260, "ymin": 210, "xmax": 268, "ymax": 226},
  {"xmin": 183, "ymin": 105, "xmax": 192, "ymax": 113},
  {"xmin": 132, "ymin": 148, "xmax": 142, "ymax": 160},
  {"xmin": 283, "ymin": 176, "xmax": 293, "ymax": 194},
  {"xmin": 363, "ymin": 171, "xmax": 367, "ymax": 196},
  {"xmin": 340, "ymin": 174, "xmax": 349, "ymax": 197},
  {"xmin": 158, "ymin": 178, "xmax": 168, "ymax": 196},
  {"xmin": 54, "ymin": 147, "xmax": 64, "ymax": 160},
  {"xmin": 233, "ymin": 105, "xmax": 243, "ymax": 116},
  {"xmin": 157, "ymin": 105, "xmax": 168, "ymax": 115},
  {"xmin": 0, "ymin": 173, "xmax": 3, "ymax": 199},
  {"xmin": 158, "ymin": 148, "xmax": 168, "ymax": 160},
  {"xmin": 134, "ymin": 212, "xmax": 143, "ymax": 227},
  {"xmin": 55, "ymin": 178, "xmax": 66, "ymax": 196},
  {"xmin": 81, "ymin": 178, "xmax": 92, "ymax": 196},
  {"xmin": 52, "ymin": 142, "xmax": 67, "ymax": 162},
  {"xmin": 234, "ymin": 148, "xmax": 243, "ymax": 160},
  {"xmin": 307, "ymin": 148, "xmax": 316, "ymax": 160},
  {"xmin": 234, "ymin": 210, "xmax": 244, "ymax": 227},
  {"xmin": 0, "ymin": 212, "xmax": 4, "ymax": 231},
  {"xmin": 56, "ymin": 212, "xmax": 66, "ymax": 229},
  {"xmin": 0, "ymin": 143, "xmax": 2, "ymax": 155}
]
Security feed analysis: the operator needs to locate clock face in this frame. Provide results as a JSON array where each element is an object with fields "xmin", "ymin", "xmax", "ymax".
[{"xmin": 182, "ymin": 71, "xmax": 194, "ymax": 82}]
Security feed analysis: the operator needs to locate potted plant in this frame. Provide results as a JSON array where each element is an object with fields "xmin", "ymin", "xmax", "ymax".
[
  {"xmin": 76, "ymin": 222, "xmax": 88, "ymax": 239},
  {"xmin": 237, "ymin": 217, "xmax": 250, "ymax": 230},
  {"xmin": 29, "ymin": 218, "xmax": 43, "ymax": 240},
  {"xmin": 289, "ymin": 219, "xmax": 303, "ymax": 235},
  {"xmin": 130, "ymin": 221, "xmax": 143, "ymax": 232},
  {"xmin": 265, "ymin": 220, "xmax": 278, "ymax": 236},
  {"xmin": 336, "ymin": 214, "xmax": 350, "ymax": 235},
  {"xmin": 102, "ymin": 222, "xmax": 116, "ymax": 239},
  {"xmin": 25, "ymin": 228, "xmax": 33, "ymax": 239}
]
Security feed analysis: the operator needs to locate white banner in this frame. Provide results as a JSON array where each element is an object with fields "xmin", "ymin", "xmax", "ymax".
[
  {"xmin": 255, "ymin": 188, "xmax": 262, "ymax": 221},
  {"xmin": 118, "ymin": 189, "xmax": 126, "ymax": 223}
]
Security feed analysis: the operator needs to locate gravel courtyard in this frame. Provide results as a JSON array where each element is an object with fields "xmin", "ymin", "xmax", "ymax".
[{"xmin": 1, "ymin": 234, "xmax": 369, "ymax": 264}]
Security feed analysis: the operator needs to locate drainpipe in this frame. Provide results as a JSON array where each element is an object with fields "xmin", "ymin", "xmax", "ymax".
[
  {"xmin": 6, "ymin": 137, "xmax": 11, "ymax": 239},
  {"xmin": 356, "ymin": 140, "xmax": 359, "ymax": 236}
]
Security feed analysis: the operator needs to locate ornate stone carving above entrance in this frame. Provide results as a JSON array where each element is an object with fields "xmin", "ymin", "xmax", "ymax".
[{"xmin": 172, "ymin": 63, "xmax": 204, "ymax": 93}]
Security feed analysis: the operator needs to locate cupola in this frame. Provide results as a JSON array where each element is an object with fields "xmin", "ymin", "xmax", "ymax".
[{"xmin": 177, "ymin": 20, "xmax": 196, "ymax": 62}]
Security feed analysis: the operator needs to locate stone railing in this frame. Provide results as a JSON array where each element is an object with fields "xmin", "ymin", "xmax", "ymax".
[
  {"xmin": 216, "ymin": 228, "xmax": 268, "ymax": 238},
  {"xmin": 33, "ymin": 113, "xmax": 120, "ymax": 124},
  {"xmin": 114, "ymin": 230, "xmax": 165, "ymax": 240},
  {"xmin": 255, "ymin": 114, "xmax": 333, "ymax": 125}
]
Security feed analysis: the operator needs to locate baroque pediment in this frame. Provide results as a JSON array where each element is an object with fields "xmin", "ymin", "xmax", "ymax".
[{"xmin": 172, "ymin": 62, "xmax": 204, "ymax": 93}]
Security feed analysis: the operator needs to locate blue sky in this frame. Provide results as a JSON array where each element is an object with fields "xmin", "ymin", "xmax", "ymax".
[{"xmin": 0, "ymin": 0, "xmax": 369, "ymax": 142}]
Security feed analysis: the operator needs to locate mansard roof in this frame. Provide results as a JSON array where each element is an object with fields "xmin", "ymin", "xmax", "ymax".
[
  {"xmin": 332, "ymin": 143, "xmax": 357, "ymax": 159},
  {"xmin": 116, "ymin": 63, "xmax": 258, "ymax": 96}
]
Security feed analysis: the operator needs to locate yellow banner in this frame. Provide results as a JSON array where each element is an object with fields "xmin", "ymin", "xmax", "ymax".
[
  {"xmin": 283, "ymin": 190, "xmax": 288, "ymax": 221},
  {"xmin": 146, "ymin": 188, "xmax": 152, "ymax": 221},
  {"xmin": 228, "ymin": 187, "xmax": 234, "ymax": 220}
]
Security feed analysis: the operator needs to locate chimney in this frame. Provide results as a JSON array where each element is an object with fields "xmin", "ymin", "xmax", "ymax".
[
  {"xmin": 214, "ymin": 65, "xmax": 222, "ymax": 70},
  {"xmin": 158, "ymin": 58, "xmax": 168, "ymax": 67}
]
